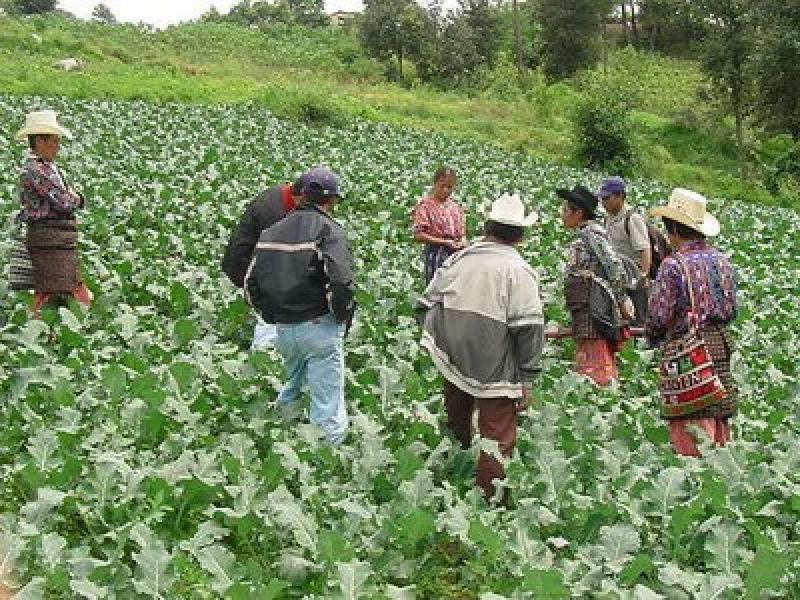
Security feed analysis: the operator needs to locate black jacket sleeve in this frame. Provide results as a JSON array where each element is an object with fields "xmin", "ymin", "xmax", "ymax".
[
  {"xmin": 222, "ymin": 199, "xmax": 262, "ymax": 288},
  {"xmin": 222, "ymin": 187, "xmax": 287, "ymax": 288},
  {"xmin": 320, "ymin": 225, "xmax": 355, "ymax": 323}
]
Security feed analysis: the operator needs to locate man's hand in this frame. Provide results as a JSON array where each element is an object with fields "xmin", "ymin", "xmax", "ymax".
[
  {"xmin": 69, "ymin": 189, "xmax": 85, "ymax": 208},
  {"xmin": 448, "ymin": 238, "xmax": 466, "ymax": 250},
  {"xmin": 516, "ymin": 387, "xmax": 531, "ymax": 413},
  {"xmin": 620, "ymin": 296, "xmax": 635, "ymax": 321}
]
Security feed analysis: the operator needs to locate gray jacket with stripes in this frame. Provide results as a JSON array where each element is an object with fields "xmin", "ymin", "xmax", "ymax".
[
  {"xmin": 417, "ymin": 241, "xmax": 544, "ymax": 399},
  {"xmin": 245, "ymin": 203, "xmax": 355, "ymax": 324}
]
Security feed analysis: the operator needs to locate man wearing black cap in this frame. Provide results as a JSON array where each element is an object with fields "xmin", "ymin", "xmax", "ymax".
[{"xmin": 245, "ymin": 167, "xmax": 355, "ymax": 445}]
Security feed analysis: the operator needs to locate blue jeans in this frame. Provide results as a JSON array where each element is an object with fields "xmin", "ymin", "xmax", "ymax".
[{"xmin": 274, "ymin": 312, "xmax": 347, "ymax": 444}]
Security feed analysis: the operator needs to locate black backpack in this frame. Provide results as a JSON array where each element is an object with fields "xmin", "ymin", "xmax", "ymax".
[{"xmin": 624, "ymin": 208, "xmax": 670, "ymax": 279}]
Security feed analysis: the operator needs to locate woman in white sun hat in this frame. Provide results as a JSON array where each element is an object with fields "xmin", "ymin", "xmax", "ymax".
[
  {"xmin": 15, "ymin": 110, "xmax": 91, "ymax": 317},
  {"xmin": 646, "ymin": 188, "xmax": 738, "ymax": 456},
  {"xmin": 417, "ymin": 193, "xmax": 544, "ymax": 505}
]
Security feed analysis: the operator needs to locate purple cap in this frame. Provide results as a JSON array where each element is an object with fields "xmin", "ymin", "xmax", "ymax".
[
  {"xmin": 303, "ymin": 166, "xmax": 342, "ymax": 198},
  {"xmin": 291, "ymin": 171, "xmax": 311, "ymax": 194},
  {"xmin": 597, "ymin": 176, "xmax": 626, "ymax": 198}
]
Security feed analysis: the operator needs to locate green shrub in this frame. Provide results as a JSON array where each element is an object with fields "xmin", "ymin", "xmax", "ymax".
[
  {"xmin": 578, "ymin": 47, "xmax": 705, "ymax": 117},
  {"xmin": 525, "ymin": 78, "xmax": 578, "ymax": 122},
  {"xmin": 573, "ymin": 89, "xmax": 635, "ymax": 174},
  {"xmin": 758, "ymin": 134, "xmax": 800, "ymax": 206},
  {"xmin": 261, "ymin": 84, "xmax": 348, "ymax": 127},
  {"xmin": 480, "ymin": 53, "xmax": 526, "ymax": 101}
]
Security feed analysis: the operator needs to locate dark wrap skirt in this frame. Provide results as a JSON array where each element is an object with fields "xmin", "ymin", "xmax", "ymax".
[
  {"xmin": 423, "ymin": 243, "xmax": 455, "ymax": 284},
  {"xmin": 564, "ymin": 273, "xmax": 597, "ymax": 340},
  {"xmin": 26, "ymin": 219, "xmax": 82, "ymax": 294}
]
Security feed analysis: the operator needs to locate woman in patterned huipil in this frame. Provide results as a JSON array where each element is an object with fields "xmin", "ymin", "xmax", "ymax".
[
  {"xmin": 647, "ymin": 188, "xmax": 738, "ymax": 456},
  {"xmin": 411, "ymin": 167, "xmax": 466, "ymax": 283},
  {"xmin": 558, "ymin": 185, "xmax": 633, "ymax": 386},
  {"xmin": 15, "ymin": 110, "xmax": 91, "ymax": 317}
]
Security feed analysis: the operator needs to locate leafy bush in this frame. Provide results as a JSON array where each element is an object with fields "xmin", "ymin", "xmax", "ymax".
[
  {"xmin": 479, "ymin": 52, "xmax": 527, "ymax": 101},
  {"xmin": 261, "ymin": 85, "xmax": 348, "ymax": 127},
  {"xmin": 573, "ymin": 88, "xmax": 635, "ymax": 174},
  {"xmin": 758, "ymin": 134, "xmax": 800, "ymax": 207}
]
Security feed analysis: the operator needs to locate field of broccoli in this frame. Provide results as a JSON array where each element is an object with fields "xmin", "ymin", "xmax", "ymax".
[{"xmin": 1, "ymin": 94, "xmax": 799, "ymax": 599}]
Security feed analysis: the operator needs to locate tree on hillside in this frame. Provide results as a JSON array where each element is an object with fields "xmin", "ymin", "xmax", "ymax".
[
  {"xmin": 202, "ymin": 6, "xmax": 222, "ymax": 21},
  {"xmin": 536, "ymin": 0, "xmax": 614, "ymax": 79},
  {"xmin": 91, "ymin": 3, "xmax": 116, "ymax": 24},
  {"xmin": 510, "ymin": 0, "xmax": 525, "ymax": 73},
  {"xmin": 287, "ymin": 0, "xmax": 327, "ymax": 26},
  {"xmin": 753, "ymin": 0, "xmax": 800, "ymax": 140},
  {"xmin": 628, "ymin": 0, "xmax": 640, "ymax": 44},
  {"xmin": 431, "ymin": 13, "xmax": 486, "ymax": 86},
  {"xmin": 459, "ymin": 0, "xmax": 501, "ymax": 69},
  {"xmin": 636, "ymin": 0, "xmax": 705, "ymax": 55},
  {"xmin": 359, "ymin": 0, "xmax": 430, "ymax": 79},
  {"xmin": 214, "ymin": 0, "xmax": 293, "ymax": 26},
  {"xmin": 11, "ymin": 0, "xmax": 56, "ymax": 14},
  {"xmin": 697, "ymin": 0, "xmax": 757, "ymax": 156}
]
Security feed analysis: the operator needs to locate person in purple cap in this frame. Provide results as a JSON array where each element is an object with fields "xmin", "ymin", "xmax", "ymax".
[
  {"xmin": 245, "ymin": 167, "xmax": 355, "ymax": 445},
  {"xmin": 598, "ymin": 176, "xmax": 651, "ymax": 325},
  {"xmin": 222, "ymin": 171, "xmax": 310, "ymax": 348}
]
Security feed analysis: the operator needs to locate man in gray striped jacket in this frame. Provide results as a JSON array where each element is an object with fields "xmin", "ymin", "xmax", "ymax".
[{"xmin": 417, "ymin": 193, "xmax": 544, "ymax": 503}]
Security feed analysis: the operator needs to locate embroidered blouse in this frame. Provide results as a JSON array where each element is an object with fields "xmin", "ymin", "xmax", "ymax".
[
  {"xmin": 19, "ymin": 152, "xmax": 82, "ymax": 221},
  {"xmin": 646, "ymin": 240, "xmax": 737, "ymax": 347},
  {"xmin": 411, "ymin": 194, "xmax": 465, "ymax": 242}
]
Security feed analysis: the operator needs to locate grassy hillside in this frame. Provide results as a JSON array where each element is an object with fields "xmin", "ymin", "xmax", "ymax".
[{"xmin": 0, "ymin": 14, "xmax": 786, "ymax": 207}]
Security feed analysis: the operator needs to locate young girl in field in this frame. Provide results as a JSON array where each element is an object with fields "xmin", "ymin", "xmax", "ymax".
[{"xmin": 411, "ymin": 167, "xmax": 467, "ymax": 283}]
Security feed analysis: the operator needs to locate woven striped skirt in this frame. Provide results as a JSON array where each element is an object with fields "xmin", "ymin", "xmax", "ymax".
[
  {"xmin": 9, "ymin": 228, "xmax": 35, "ymax": 290},
  {"xmin": 26, "ymin": 219, "xmax": 83, "ymax": 294}
]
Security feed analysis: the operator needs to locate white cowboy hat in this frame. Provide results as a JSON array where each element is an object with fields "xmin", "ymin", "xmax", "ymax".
[
  {"xmin": 649, "ymin": 188, "xmax": 720, "ymax": 237},
  {"xmin": 14, "ymin": 110, "xmax": 73, "ymax": 141},
  {"xmin": 486, "ymin": 193, "xmax": 538, "ymax": 227}
]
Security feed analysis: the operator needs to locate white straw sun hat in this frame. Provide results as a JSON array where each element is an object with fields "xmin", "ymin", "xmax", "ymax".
[
  {"xmin": 14, "ymin": 110, "xmax": 73, "ymax": 141},
  {"xmin": 649, "ymin": 188, "xmax": 720, "ymax": 237},
  {"xmin": 486, "ymin": 193, "xmax": 538, "ymax": 227}
]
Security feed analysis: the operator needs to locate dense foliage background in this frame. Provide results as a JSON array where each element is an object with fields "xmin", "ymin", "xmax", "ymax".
[
  {"xmin": 1, "ymin": 4, "xmax": 799, "ymax": 208},
  {"xmin": 1, "ymin": 1, "xmax": 799, "ymax": 597}
]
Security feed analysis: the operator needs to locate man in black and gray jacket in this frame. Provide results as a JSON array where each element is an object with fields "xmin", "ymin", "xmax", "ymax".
[{"xmin": 245, "ymin": 167, "xmax": 354, "ymax": 444}]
